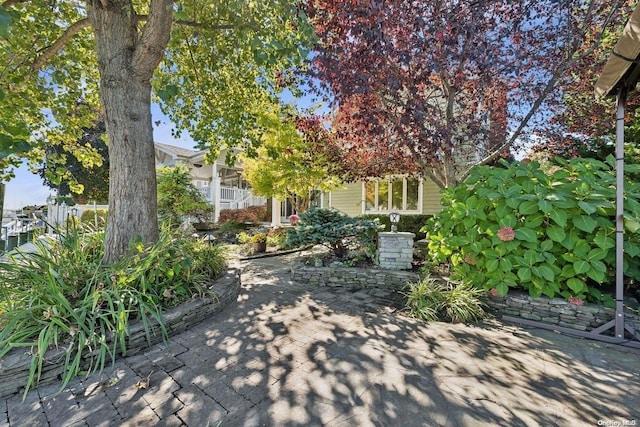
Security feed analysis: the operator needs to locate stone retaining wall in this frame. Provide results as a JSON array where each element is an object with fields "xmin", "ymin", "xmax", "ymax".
[
  {"xmin": 291, "ymin": 261, "xmax": 640, "ymax": 334},
  {"xmin": 484, "ymin": 291, "xmax": 640, "ymax": 332},
  {"xmin": 291, "ymin": 260, "xmax": 420, "ymax": 290},
  {"xmin": 0, "ymin": 268, "xmax": 241, "ymax": 399}
]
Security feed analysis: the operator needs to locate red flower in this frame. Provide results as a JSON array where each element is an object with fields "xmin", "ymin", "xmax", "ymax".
[
  {"xmin": 568, "ymin": 297, "xmax": 584, "ymax": 306},
  {"xmin": 489, "ymin": 288, "xmax": 500, "ymax": 297},
  {"xmin": 497, "ymin": 226, "xmax": 515, "ymax": 242}
]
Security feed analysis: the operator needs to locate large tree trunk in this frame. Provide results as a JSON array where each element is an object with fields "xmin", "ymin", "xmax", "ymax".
[{"xmin": 87, "ymin": 0, "xmax": 172, "ymax": 263}]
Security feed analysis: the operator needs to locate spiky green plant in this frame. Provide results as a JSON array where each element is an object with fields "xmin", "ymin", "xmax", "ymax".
[
  {"xmin": 0, "ymin": 225, "xmax": 226, "ymax": 398},
  {"xmin": 404, "ymin": 276, "xmax": 486, "ymax": 323}
]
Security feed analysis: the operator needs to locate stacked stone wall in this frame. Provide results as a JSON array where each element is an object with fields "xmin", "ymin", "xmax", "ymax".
[
  {"xmin": 291, "ymin": 260, "xmax": 420, "ymax": 290},
  {"xmin": 485, "ymin": 292, "xmax": 640, "ymax": 332}
]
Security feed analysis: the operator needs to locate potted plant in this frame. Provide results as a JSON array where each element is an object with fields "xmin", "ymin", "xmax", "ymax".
[{"xmin": 251, "ymin": 233, "xmax": 267, "ymax": 253}]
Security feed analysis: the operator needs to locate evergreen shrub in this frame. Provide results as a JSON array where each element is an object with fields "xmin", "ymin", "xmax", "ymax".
[{"xmin": 286, "ymin": 208, "xmax": 383, "ymax": 258}]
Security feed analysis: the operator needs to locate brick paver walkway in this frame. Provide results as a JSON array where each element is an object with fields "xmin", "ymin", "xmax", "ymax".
[{"xmin": 2, "ymin": 251, "xmax": 640, "ymax": 426}]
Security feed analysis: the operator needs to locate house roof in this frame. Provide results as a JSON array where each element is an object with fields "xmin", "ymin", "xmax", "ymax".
[
  {"xmin": 595, "ymin": 6, "xmax": 640, "ymax": 98},
  {"xmin": 154, "ymin": 142, "xmax": 202, "ymax": 159},
  {"xmin": 154, "ymin": 142, "xmax": 244, "ymax": 168}
]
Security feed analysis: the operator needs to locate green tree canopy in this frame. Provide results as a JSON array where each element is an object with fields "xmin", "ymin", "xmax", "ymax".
[
  {"xmin": 241, "ymin": 107, "xmax": 342, "ymax": 213},
  {"xmin": 0, "ymin": 0, "xmax": 315, "ymax": 261},
  {"xmin": 37, "ymin": 118, "xmax": 109, "ymax": 204}
]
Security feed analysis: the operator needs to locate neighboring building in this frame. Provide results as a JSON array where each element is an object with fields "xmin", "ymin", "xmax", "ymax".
[
  {"xmin": 154, "ymin": 143, "xmax": 266, "ymax": 223},
  {"xmin": 317, "ymin": 177, "xmax": 443, "ymax": 217}
]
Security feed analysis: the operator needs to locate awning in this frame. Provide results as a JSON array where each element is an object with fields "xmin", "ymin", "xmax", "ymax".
[{"xmin": 595, "ymin": 6, "xmax": 640, "ymax": 98}]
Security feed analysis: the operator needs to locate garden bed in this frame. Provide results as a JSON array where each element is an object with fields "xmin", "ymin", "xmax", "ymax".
[{"xmin": 0, "ymin": 268, "xmax": 241, "ymax": 399}]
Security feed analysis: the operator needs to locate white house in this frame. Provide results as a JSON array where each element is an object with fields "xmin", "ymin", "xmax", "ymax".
[{"xmin": 154, "ymin": 143, "xmax": 267, "ymax": 223}]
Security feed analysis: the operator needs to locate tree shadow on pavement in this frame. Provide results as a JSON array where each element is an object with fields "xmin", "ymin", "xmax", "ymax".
[{"xmin": 7, "ymin": 253, "xmax": 639, "ymax": 426}]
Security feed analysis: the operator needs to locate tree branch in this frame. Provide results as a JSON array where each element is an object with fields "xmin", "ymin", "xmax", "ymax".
[
  {"xmin": 132, "ymin": 0, "xmax": 173, "ymax": 79},
  {"xmin": 30, "ymin": 18, "xmax": 91, "ymax": 72},
  {"xmin": 463, "ymin": 0, "xmax": 624, "ymax": 181},
  {"xmin": 174, "ymin": 19, "xmax": 235, "ymax": 31},
  {"xmin": 1, "ymin": 0, "xmax": 30, "ymax": 8},
  {"xmin": 135, "ymin": 15, "xmax": 237, "ymax": 31}
]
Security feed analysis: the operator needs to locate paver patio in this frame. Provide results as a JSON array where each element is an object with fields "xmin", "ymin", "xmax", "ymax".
[{"xmin": 2, "ymin": 250, "xmax": 639, "ymax": 426}]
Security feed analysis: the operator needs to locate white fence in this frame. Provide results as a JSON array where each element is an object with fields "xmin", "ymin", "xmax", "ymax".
[{"xmin": 46, "ymin": 203, "xmax": 109, "ymax": 229}]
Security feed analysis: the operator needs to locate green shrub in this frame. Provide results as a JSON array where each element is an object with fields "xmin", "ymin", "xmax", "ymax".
[
  {"xmin": 423, "ymin": 157, "xmax": 640, "ymax": 301},
  {"xmin": 267, "ymin": 227, "xmax": 289, "ymax": 250},
  {"xmin": 404, "ymin": 276, "xmax": 486, "ymax": 323},
  {"xmin": 0, "ymin": 227, "xmax": 226, "ymax": 396},
  {"xmin": 286, "ymin": 208, "xmax": 383, "ymax": 258},
  {"xmin": 157, "ymin": 164, "xmax": 214, "ymax": 226},
  {"xmin": 218, "ymin": 220, "xmax": 251, "ymax": 233},
  {"xmin": 363, "ymin": 214, "xmax": 432, "ymax": 239},
  {"xmin": 236, "ymin": 231, "xmax": 252, "ymax": 244}
]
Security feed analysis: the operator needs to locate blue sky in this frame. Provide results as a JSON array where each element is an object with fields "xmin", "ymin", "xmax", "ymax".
[{"xmin": 4, "ymin": 104, "xmax": 197, "ymax": 210}]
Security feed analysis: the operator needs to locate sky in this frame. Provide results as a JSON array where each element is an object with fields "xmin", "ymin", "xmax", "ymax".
[{"xmin": 3, "ymin": 104, "xmax": 197, "ymax": 211}]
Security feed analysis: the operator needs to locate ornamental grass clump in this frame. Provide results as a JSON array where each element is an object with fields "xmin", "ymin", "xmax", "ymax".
[
  {"xmin": 0, "ymin": 225, "xmax": 226, "ymax": 398},
  {"xmin": 404, "ymin": 276, "xmax": 486, "ymax": 323},
  {"xmin": 423, "ymin": 157, "xmax": 640, "ymax": 302}
]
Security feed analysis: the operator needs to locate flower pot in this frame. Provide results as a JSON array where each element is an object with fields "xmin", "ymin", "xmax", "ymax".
[{"xmin": 253, "ymin": 241, "xmax": 267, "ymax": 253}]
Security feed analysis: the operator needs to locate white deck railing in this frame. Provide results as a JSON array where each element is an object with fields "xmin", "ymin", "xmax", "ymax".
[
  {"xmin": 201, "ymin": 186, "xmax": 252, "ymax": 204},
  {"xmin": 221, "ymin": 186, "xmax": 247, "ymax": 202}
]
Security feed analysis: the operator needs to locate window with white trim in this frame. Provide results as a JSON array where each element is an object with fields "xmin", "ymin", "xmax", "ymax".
[{"xmin": 364, "ymin": 178, "xmax": 421, "ymax": 213}]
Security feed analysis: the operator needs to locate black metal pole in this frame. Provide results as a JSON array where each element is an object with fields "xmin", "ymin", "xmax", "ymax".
[{"xmin": 614, "ymin": 87, "xmax": 626, "ymax": 340}]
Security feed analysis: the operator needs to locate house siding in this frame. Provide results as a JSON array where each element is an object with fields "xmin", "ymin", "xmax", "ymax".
[
  {"xmin": 327, "ymin": 178, "xmax": 443, "ymax": 217},
  {"xmin": 328, "ymin": 182, "xmax": 364, "ymax": 216},
  {"xmin": 421, "ymin": 178, "xmax": 443, "ymax": 215}
]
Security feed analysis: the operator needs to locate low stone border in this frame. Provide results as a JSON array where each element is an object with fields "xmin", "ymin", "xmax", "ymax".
[
  {"xmin": 290, "ymin": 260, "xmax": 640, "ymax": 335},
  {"xmin": 484, "ymin": 291, "xmax": 640, "ymax": 332},
  {"xmin": 290, "ymin": 259, "xmax": 420, "ymax": 290},
  {"xmin": 0, "ymin": 267, "xmax": 241, "ymax": 399}
]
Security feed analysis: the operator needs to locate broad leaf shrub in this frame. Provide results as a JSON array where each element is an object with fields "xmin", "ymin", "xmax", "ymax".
[
  {"xmin": 0, "ymin": 226, "xmax": 226, "ymax": 397},
  {"xmin": 424, "ymin": 157, "xmax": 640, "ymax": 302},
  {"xmin": 286, "ymin": 208, "xmax": 383, "ymax": 258}
]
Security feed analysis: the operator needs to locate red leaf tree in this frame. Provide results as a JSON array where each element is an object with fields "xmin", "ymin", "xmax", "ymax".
[
  {"xmin": 538, "ymin": 21, "xmax": 640, "ymax": 161},
  {"xmin": 306, "ymin": 0, "xmax": 631, "ymax": 188}
]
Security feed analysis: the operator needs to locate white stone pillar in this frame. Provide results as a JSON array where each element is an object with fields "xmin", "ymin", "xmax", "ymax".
[
  {"xmin": 271, "ymin": 197, "xmax": 281, "ymax": 227},
  {"xmin": 377, "ymin": 232, "xmax": 415, "ymax": 270}
]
